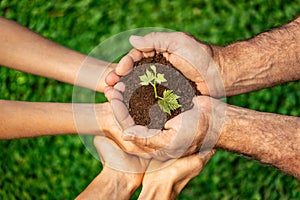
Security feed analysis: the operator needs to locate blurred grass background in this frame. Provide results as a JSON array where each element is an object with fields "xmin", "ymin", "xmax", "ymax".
[{"xmin": 0, "ymin": 0, "xmax": 300, "ymax": 199}]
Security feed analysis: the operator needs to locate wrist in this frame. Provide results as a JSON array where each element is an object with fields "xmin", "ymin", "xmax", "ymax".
[
  {"xmin": 217, "ymin": 40, "xmax": 257, "ymax": 96},
  {"xmin": 139, "ymin": 181, "xmax": 173, "ymax": 200},
  {"xmin": 215, "ymin": 104, "xmax": 249, "ymax": 151},
  {"xmin": 76, "ymin": 167, "xmax": 140, "ymax": 200},
  {"xmin": 210, "ymin": 44, "xmax": 228, "ymax": 98},
  {"xmin": 102, "ymin": 167, "xmax": 142, "ymax": 197},
  {"xmin": 73, "ymin": 102, "xmax": 114, "ymax": 135}
]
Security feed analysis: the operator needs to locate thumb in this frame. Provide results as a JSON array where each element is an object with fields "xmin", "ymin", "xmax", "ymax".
[
  {"xmin": 129, "ymin": 35, "xmax": 154, "ymax": 52},
  {"xmin": 123, "ymin": 126, "xmax": 176, "ymax": 150},
  {"xmin": 130, "ymin": 32, "xmax": 172, "ymax": 53}
]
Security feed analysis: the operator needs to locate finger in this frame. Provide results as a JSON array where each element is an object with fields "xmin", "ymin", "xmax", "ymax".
[
  {"xmin": 164, "ymin": 111, "xmax": 183, "ymax": 131},
  {"xmin": 130, "ymin": 33, "xmax": 169, "ymax": 53},
  {"xmin": 123, "ymin": 126, "xmax": 176, "ymax": 150},
  {"xmin": 105, "ymin": 84, "xmax": 135, "ymax": 130},
  {"xmin": 104, "ymin": 87, "xmax": 123, "ymax": 102},
  {"xmin": 114, "ymin": 82, "xmax": 126, "ymax": 92},
  {"xmin": 115, "ymin": 49, "xmax": 143, "ymax": 76},
  {"xmin": 142, "ymin": 51, "xmax": 155, "ymax": 58},
  {"xmin": 105, "ymin": 70, "xmax": 120, "ymax": 86},
  {"xmin": 111, "ymin": 98, "xmax": 135, "ymax": 130}
]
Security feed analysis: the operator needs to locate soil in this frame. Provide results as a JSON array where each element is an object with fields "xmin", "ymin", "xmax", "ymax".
[{"xmin": 119, "ymin": 53, "xmax": 200, "ymax": 129}]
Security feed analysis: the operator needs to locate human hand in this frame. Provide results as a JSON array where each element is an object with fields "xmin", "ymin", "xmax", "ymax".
[
  {"xmin": 106, "ymin": 32, "xmax": 225, "ymax": 98},
  {"xmin": 76, "ymin": 136, "xmax": 150, "ymax": 200},
  {"xmin": 73, "ymin": 102, "xmax": 154, "ymax": 158},
  {"xmin": 105, "ymin": 85, "xmax": 226, "ymax": 160},
  {"xmin": 139, "ymin": 150, "xmax": 215, "ymax": 200}
]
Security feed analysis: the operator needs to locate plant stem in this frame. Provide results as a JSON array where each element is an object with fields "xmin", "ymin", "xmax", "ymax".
[
  {"xmin": 153, "ymin": 84, "xmax": 163, "ymax": 100},
  {"xmin": 153, "ymin": 83, "xmax": 159, "ymax": 99},
  {"xmin": 149, "ymin": 82, "xmax": 158, "ymax": 99}
]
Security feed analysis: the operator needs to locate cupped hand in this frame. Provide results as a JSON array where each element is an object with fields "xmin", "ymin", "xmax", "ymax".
[
  {"xmin": 94, "ymin": 102, "xmax": 155, "ymax": 158},
  {"xmin": 76, "ymin": 136, "xmax": 150, "ymax": 200},
  {"xmin": 139, "ymin": 150, "xmax": 215, "ymax": 200},
  {"xmin": 94, "ymin": 136, "xmax": 150, "ymax": 175},
  {"xmin": 105, "ymin": 84, "xmax": 226, "ymax": 161},
  {"xmin": 106, "ymin": 32, "xmax": 225, "ymax": 98}
]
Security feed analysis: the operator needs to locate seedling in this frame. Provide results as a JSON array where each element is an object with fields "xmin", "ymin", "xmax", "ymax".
[{"xmin": 139, "ymin": 65, "xmax": 181, "ymax": 115}]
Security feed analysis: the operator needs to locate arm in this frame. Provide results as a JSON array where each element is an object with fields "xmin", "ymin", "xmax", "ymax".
[
  {"xmin": 216, "ymin": 103, "xmax": 300, "ymax": 179},
  {"xmin": 79, "ymin": 136, "xmax": 214, "ymax": 200},
  {"xmin": 111, "ymin": 93, "xmax": 300, "ymax": 179},
  {"xmin": 107, "ymin": 17, "xmax": 300, "ymax": 97},
  {"xmin": 218, "ymin": 17, "xmax": 300, "ymax": 96},
  {"xmin": 0, "ymin": 100, "xmax": 104, "ymax": 139},
  {"xmin": 0, "ymin": 100, "xmax": 147, "ymax": 158},
  {"xmin": 0, "ymin": 17, "xmax": 114, "ymax": 92},
  {"xmin": 76, "ymin": 136, "xmax": 146, "ymax": 200},
  {"xmin": 75, "ymin": 167, "xmax": 138, "ymax": 200}
]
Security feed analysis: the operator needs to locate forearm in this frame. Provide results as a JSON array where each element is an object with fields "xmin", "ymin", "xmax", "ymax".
[
  {"xmin": 217, "ymin": 17, "xmax": 300, "ymax": 96},
  {"xmin": 0, "ymin": 17, "xmax": 113, "ymax": 92},
  {"xmin": 216, "ymin": 105, "xmax": 300, "ymax": 179},
  {"xmin": 0, "ymin": 100, "xmax": 109, "ymax": 139},
  {"xmin": 76, "ymin": 168, "xmax": 140, "ymax": 200}
]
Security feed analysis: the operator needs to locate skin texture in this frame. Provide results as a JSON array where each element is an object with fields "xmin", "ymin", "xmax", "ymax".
[
  {"xmin": 218, "ymin": 17, "xmax": 300, "ymax": 96},
  {"xmin": 107, "ymin": 17, "xmax": 300, "ymax": 98},
  {"xmin": 76, "ymin": 136, "xmax": 215, "ymax": 200},
  {"xmin": 76, "ymin": 136, "xmax": 146, "ymax": 200},
  {"xmin": 216, "ymin": 102, "xmax": 300, "ymax": 179},
  {"xmin": 0, "ymin": 100, "xmax": 150, "ymax": 157},
  {"xmin": 106, "ymin": 89, "xmax": 300, "ymax": 179},
  {"xmin": 105, "ymin": 17, "xmax": 300, "ymax": 179},
  {"xmin": 1, "ymin": 17, "xmax": 214, "ymax": 199},
  {"xmin": 1, "ymin": 17, "xmax": 205, "ymax": 200},
  {"xmin": 106, "ymin": 33, "xmax": 225, "ymax": 98},
  {"xmin": 105, "ymin": 86, "xmax": 217, "ymax": 161},
  {"xmin": 2, "ymin": 15, "xmax": 300, "ymax": 199},
  {"xmin": 0, "ymin": 17, "xmax": 146, "ymax": 155},
  {"xmin": 0, "ymin": 16, "xmax": 115, "ymax": 92},
  {"xmin": 138, "ymin": 150, "xmax": 215, "ymax": 200}
]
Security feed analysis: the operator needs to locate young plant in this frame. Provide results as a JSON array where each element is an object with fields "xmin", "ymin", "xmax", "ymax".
[{"xmin": 139, "ymin": 65, "xmax": 181, "ymax": 115}]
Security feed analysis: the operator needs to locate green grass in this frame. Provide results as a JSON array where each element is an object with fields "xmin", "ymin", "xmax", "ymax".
[{"xmin": 1, "ymin": 0, "xmax": 300, "ymax": 199}]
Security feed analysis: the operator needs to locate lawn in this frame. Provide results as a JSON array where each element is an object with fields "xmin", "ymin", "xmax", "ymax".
[{"xmin": 1, "ymin": 0, "xmax": 300, "ymax": 199}]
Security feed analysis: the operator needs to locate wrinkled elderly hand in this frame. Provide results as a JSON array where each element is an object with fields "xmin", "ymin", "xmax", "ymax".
[
  {"xmin": 106, "ymin": 32, "xmax": 225, "ymax": 98},
  {"xmin": 105, "ymin": 85, "xmax": 226, "ymax": 161},
  {"xmin": 139, "ymin": 150, "xmax": 215, "ymax": 200}
]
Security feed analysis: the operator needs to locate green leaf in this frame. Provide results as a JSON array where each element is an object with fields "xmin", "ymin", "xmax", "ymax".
[
  {"xmin": 158, "ymin": 99, "xmax": 172, "ymax": 115},
  {"xmin": 139, "ymin": 69, "xmax": 155, "ymax": 86},
  {"xmin": 146, "ymin": 69, "xmax": 154, "ymax": 80},
  {"xmin": 139, "ymin": 74, "xmax": 150, "ymax": 85},
  {"xmin": 150, "ymin": 64, "xmax": 156, "ymax": 74},
  {"xmin": 156, "ymin": 73, "xmax": 167, "ymax": 84},
  {"xmin": 158, "ymin": 90, "xmax": 181, "ymax": 115}
]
